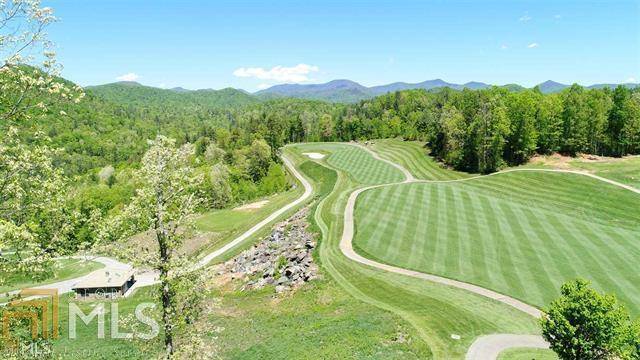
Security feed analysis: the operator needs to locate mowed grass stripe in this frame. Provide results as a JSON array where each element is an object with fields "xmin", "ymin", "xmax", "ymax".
[
  {"xmin": 459, "ymin": 190, "xmax": 492, "ymax": 284},
  {"xmin": 407, "ymin": 185, "xmax": 428, "ymax": 268},
  {"xmin": 388, "ymin": 141, "xmax": 465, "ymax": 180},
  {"xmin": 451, "ymin": 186, "xmax": 474, "ymax": 277},
  {"xmin": 464, "ymin": 173, "xmax": 639, "ymax": 229},
  {"xmin": 383, "ymin": 142, "xmax": 443, "ymax": 180},
  {"xmin": 392, "ymin": 185, "xmax": 420, "ymax": 265},
  {"xmin": 353, "ymin": 174, "xmax": 640, "ymax": 314},
  {"xmin": 425, "ymin": 185, "xmax": 441, "ymax": 273},
  {"xmin": 443, "ymin": 186, "xmax": 461, "ymax": 275},
  {"xmin": 370, "ymin": 139, "xmax": 469, "ymax": 180},
  {"xmin": 327, "ymin": 145, "xmax": 404, "ymax": 185},
  {"xmin": 558, "ymin": 218, "xmax": 637, "ymax": 309},
  {"xmin": 603, "ymin": 226, "xmax": 640, "ymax": 257},
  {"xmin": 372, "ymin": 141, "xmax": 433, "ymax": 179},
  {"xmin": 498, "ymin": 203, "xmax": 556, "ymax": 305},
  {"xmin": 376, "ymin": 185, "xmax": 409, "ymax": 258},
  {"xmin": 470, "ymin": 193, "xmax": 513, "ymax": 293},
  {"xmin": 357, "ymin": 187, "xmax": 395, "ymax": 255},
  {"xmin": 571, "ymin": 221, "xmax": 640, "ymax": 298},
  {"xmin": 478, "ymin": 195, "xmax": 529, "ymax": 300},
  {"xmin": 520, "ymin": 207, "xmax": 580, "ymax": 282}
]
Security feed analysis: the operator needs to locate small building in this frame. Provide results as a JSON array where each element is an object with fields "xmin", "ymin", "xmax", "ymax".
[{"xmin": 73, "ymin": 269, "xmax": 136, "ymax": 299}]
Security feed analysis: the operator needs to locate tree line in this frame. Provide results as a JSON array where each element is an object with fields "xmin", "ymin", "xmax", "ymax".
[{"xmin": 333, "ymin": 85, "xmax": 640, "ymax": 173}]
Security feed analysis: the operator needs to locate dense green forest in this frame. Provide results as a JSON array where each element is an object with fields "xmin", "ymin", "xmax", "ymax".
[
  {"xmin": 15, "ymin": 78, "xmax": 639, "ymax": 176},
  {"xmin": 4, "ymin": 75, "xmax": 640, "ymax": 251}
]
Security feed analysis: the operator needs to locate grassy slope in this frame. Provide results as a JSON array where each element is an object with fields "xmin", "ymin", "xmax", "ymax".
[
  {"xmin": 324, "ymin": 143, "xmax": 405, "ymax": 184},
  {"xmin": 291, "ymin": 143, "xmax": 539, "ymax": 359},
  {"xmin": 520, "ymin": 155, "xmax": 640, "ymax": 189},
  {"xmin": 191, "ymin": 161, "xmax": 306, "ymax": 263},
  {"xmin": 369, "ymin": 139, "xmax": 471, "ymax": 180},
  {"xmin": 498, "ymin": 348, "xmax": 558, "ymax": 360},
  {"xmin": 201, "ymin": 159, "xmax": 433, "ymax": 359},
  {"xmin": 40, "ymin": 160, "xmax": 434, "ymax": 359},
  {"xmin": 14, "ymin": 142, "xmax": 541, "ymax": 358},
  {"xmin": 0, "ymin": 258, "xmax": 103, "ymax": 294},
  {"xmin": 214, "ymin": 271, "xmax": 431, "ymax": 359},
  {"xmin": 353, "ymin": 167, "xmax": 640, "ymax": 315},
  {"xmin": 563, "ymin": 157, "xmax": 640, "ymax": 189},
  {"xmin": 49, "ymin": 286, "xmax": 160, "ymax": 359},
  {"xmin": 194, "ymin": 188, "xmax": 302, "ymax": 258}
]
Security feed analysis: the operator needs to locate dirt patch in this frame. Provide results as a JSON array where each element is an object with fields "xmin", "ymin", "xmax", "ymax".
[
  {"xmin": 233, "ymin": 200, "xmax": 269, "ymax": 212},
  {"xmin": 128, "ymin": 230, "xmax": 221, "ymax": 257},
  {"xmin": 528, "ymin": 153, "xmax": 573, "ymax": 169},
  {"xmin": 577, "ymin": 153, "xmax": 629, "ymax": 163},
  {"xmin": 529, "ymin": 153, "xmax": 636, "ymax": 169}
]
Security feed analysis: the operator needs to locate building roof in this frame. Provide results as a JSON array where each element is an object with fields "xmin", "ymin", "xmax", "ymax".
[{"xmin": 73, "ymin": 269, "xmax": 135, "ymax": 289}]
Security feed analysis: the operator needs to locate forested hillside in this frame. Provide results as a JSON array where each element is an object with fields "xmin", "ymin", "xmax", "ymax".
[
  {"xmin": 87, "ymin": 81, "xmax": 258, "ymax": 108},
  {"xmin": 12, "ymin": 73, "xmax": 640, "ymax": 177},
  {"xmin": 4, "ymin": 70, "xmax": 639, "ymax": 253}
]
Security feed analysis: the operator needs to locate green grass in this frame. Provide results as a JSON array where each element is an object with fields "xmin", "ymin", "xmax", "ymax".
[
  {"xmin": 13, "ymin": 141, "xmax": 572, "ymax": 359},
  {"xmin": 36, "ymin": 156, "xmax": 433, "ymax": 359},
  {"xmin": 50, "ymin": 287, "xmax": 161, "ymax": 359},
  {"xmin": 0, "ymin": 286, "xmax": 160, "ymax": 359},
  {"xmin": 520, "ymin": 154, "xmax": 640, "ymax": 189},
  {"xmin": 369, "ymin": 139, "xmax": 470, "ymax": 180},
  {"xmin": 290, "ymin": 143, "xmax": 539, "ymax": 359},
  {"xmin": 0, "ymin": 258, "xmax": 104, "ymax": 294},
  {"xmin": 353, "ymin": 171, "xmax": 640, "ymax": 314},
  {"xmin": 324, "ymin": 144, "xmax": 405, "ymax": 184},
  {"xmin": 193, "ymin": 181, "xmax": 303, "ymax": 260},
  {"xmin": 213, "ymin": 280, "xmax": 432, "ymax": 359},
  {"xmin": 299, "ymin": 161, "xmax": 337, "ymax": 199},
  {"xmin": 567, "ymin": 157, "xmax": 640, "ymax": 189},
  {"xmin": 498, "ymin": 348, "xmax": 558, "ymax": 360}
]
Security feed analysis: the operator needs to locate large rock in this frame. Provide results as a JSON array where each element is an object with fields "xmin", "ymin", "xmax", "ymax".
[{"xmin": 218, "ymin": 207, "xmax": 318, "ymax": 293}]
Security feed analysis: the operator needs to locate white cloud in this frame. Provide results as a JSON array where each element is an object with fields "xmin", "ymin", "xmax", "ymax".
[
  {"xmin": 233, "ymin": 63, "xmax": 319, "ymax": 83},
  {"xmin": 500, "ymin": 44, "xmax": 508, "ymax": 50},
  {"xmin": 256, "ymin": 83, "xmax": 271, "ymax": 90},
  {"xmin": 626, "ymin": 77, "xmax": 637, "ymax": 83},
  {"xmin": 519, "ymin": 14, "xmax": 532, "ymax": 22},
  {"xmin": 159, "ymin": 83, "xmax": 167, "ymax": 88},
  {"xmin": 527, "ymin": 43, "xmax": 539, "ymax": 48},
  {"xmin": 116, "ymin": 72, "xmax": 139, "ymax": 81}
]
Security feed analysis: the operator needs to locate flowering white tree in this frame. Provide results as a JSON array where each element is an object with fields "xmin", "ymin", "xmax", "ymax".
[
  {"xmin": 97, "ymin": 136, "xmax": 206, "ymax": 357},
  {"xmin": 0, "ymin": 128, "xmax": 82, "ymax": 285},
  {"xmin": 0, "ymin": 1, "xmax": 84, "ymax": 285},
  {"xmin": 0, "ymin": 0, "xmax": 83, "ymax": 122}
]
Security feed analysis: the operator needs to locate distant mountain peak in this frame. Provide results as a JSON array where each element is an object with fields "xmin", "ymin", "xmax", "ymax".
[
  {"xmin": 536, "ymin": 80, "xmax": 569, "ymax": 93},
  {"xmin": 540, "ymin": 80, "xmax": 565, "ymax": 86},
  {"xmin": 113, "ymin": 81, "xmax": 143, "ymax": 86}
]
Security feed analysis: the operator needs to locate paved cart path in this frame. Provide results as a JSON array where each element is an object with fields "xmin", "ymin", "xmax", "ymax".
[{"xmin": 339, "ymin": 143, "xmax": 640, "ymax": 359}]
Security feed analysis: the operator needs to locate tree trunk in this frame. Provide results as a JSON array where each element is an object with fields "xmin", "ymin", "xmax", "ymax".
[
  {"xmin": 156, "ymin": 188, "xmax": 173, "ymax": 358},
  {"xmin": 161, "ymin": 276, "xmax": 173, "ymax": 358}
]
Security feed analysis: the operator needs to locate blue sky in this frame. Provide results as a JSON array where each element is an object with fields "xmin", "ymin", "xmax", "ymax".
[{"xmin": 45, "ymin": 0, "xmax": 639, "ymax": 91}]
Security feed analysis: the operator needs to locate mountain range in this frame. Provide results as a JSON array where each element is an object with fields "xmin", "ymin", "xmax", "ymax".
[
  {"xmin": 254, "ymin": 79, "xmax": 639, "ymax": 102},
  {"xmin": 89, "ymin": 79, "xmax": 639, "ymax": 105}
]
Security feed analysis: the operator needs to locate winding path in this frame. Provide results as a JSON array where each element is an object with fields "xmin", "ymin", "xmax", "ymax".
[
  {"xmin": 5, "ymin": 143, "xmax": 637, "ymax": 358},
  {"xmin": 193, "ymin": 155, "xmax": 313, "ymax": 269},
  {"xmin": 2, "ymin": 153, "xmax": 313, "ymax": 303},
  {"xmin": 340, "ymin": 143, "xmax": 640, "ymax": 359}
]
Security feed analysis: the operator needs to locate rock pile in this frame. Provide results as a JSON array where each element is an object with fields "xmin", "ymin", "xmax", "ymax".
[{"xmin": 220, "ymin": 207, "xmax": 318, "ymax": 293}]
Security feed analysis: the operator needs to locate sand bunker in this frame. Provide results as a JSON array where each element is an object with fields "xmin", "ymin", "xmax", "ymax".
[
  {"xmin": 303, "ymin": 152, "xmax": 325, "ymax": 159},
  {"xmin": 233, "ymin": 200, "xmax": 269, "ymax": 211}
]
